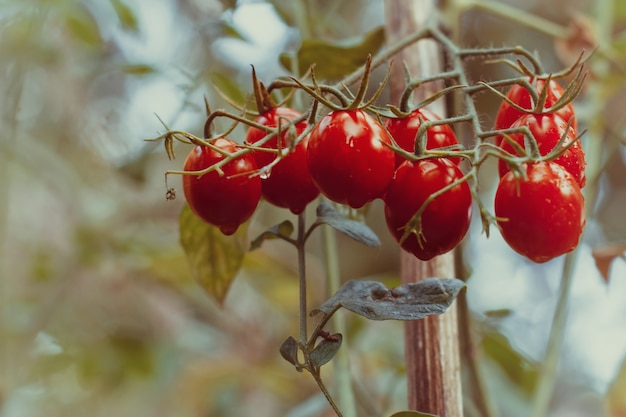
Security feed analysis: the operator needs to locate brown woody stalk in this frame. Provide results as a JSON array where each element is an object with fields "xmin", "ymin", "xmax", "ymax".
[{"xmin": 384, "ymin": 1, "xmax": 463, "ymax": 416}]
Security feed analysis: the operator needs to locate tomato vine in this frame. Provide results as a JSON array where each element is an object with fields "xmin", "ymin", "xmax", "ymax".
[{"xmin": 146, "ymin": 14, "xmax": 588, "ymax": 417}]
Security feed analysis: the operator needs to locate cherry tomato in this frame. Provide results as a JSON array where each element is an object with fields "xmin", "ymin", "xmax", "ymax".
[
  {"xmin": 306, "ymin": 109, "xmax": 395, "ymax": 208},
  {"xmin": 385, "ymin": 108, "xmax": 461, "ymax": 167},
  {"xmin": 494, "ymin": 77, "xmax": 577, "ymax": 135},
  {"xmin": 495, "ymin": 161, "xmax": 585, "ymax": 263},
  {"xmin": 245, "ymin": 107, "xmax": 319, "ymax": 214},
  {"xmin": 498, "ymin": 113, "xmax": 586, "ymax": 188},
  {"xmin": 182, "ymin": 138, "xmax": 261, "ymax": 235},
  {"xmin": 384, "ymin": 158, "xmax": 472, "ymax": 261}
]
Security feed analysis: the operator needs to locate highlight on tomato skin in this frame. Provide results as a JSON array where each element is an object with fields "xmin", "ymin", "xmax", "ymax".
[
  {"xmin": 383, "ymin": 158, "xmax": 472, "ymax": 261},
  {"xmin": 306, "ymin": 109, "xmax": 396, "ymax": 209},
  {"xmin": 245, "ymin": 107, "xmax": 320, "ymax": 215},
  {"xmin": 385, "ymin": 108, "xmax": 461, "ymax": 168},
  {"xmin": 497, "ymin": 113, "xmax": 586, "ymax": 188},
  {"xmin": 494, "ymin": 77, "xmax": 578, "ymax": 135},
  {"xmin": 494, "ymin": 161, "xmax": 585, "ymax": 263},
  {"xmin": 182, "ymin": 138, "xmax": 261, "ymax": 235}
]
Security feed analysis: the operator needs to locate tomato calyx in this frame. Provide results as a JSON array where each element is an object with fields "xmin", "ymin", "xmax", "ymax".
[
  {"xmin": 251, "ymin": 65, "xmax": 282, "ymax": 116},
  {"xmin": 384, "ymin": 107, "xmax": 464, "ymax": 167},
  {"xmin": 382, "ymin": 73, "xmax": 468, "ymax": 167},
  {"xmin": 515, "ymin": 76, "xmax": 573, "ymax": 115},
  {"xmin": 245, "ymin": 107, "xmax": 320, "ymax": 214},
  {"xmin": 490, "ymin": 72, "xmax": 584, "ymax": 135},
  {"xmin": 182, "ymin": 138, "xmax": 262, "ymax": 235},
  {"xmin": 384, "ymin": 158, "xmax": 473, "ymax": 261},
  {"xmin": 306, "ymin": 108, "xmax": 395, "ymax": 208},
  {"xmin": 288, "ymin": 54, "xmax": 392, "ymax": 112},
  {"xmin": 395, "ymin": 164, "xmax": 471, "ymax": 247},
  {"xmin": 497, "ymin": 113, "xmax": 586, "ymax": 188}
]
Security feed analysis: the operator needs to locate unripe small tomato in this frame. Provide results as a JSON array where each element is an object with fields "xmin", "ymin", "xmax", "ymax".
[
  {"xmin": 182, "ymin": 138, "xmax": 261, "ymax": 235},
  {"xmin": 385, "ymin": 108, "xmax": 460, "ymax": 167},
  {"xmin": 306, "ymin": 109, "xmax": 395, "ymax": 208},
  {"xmin": 245, "ymin": 107, "xmax": 319, "ymax": 214},
  {"xmin": 495, "ymin": 161, "xmax": 585, "ymax": 263},
  {"xmin": 384, "ymin": 158, "xmax": 472, "ymax": 261}
]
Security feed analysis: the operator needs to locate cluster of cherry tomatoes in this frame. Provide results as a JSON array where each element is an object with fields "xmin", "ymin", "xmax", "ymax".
[
  {"xmin": 181, "ymin": 76, "xmax": 586, "ymax": 264},
  {"xmin": 181, "ymin": 104, "xmax": 470, "ymax": 261},
  {"xmin": 492, "ymin": 78, "xmax": 586, "ymax": 263}
]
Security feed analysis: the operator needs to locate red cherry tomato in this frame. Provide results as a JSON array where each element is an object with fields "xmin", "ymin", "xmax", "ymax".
[
  {"xmin": 498, "ymin": 113, "xmax": 586, "ymax": 188},
  {"xmin": 182, "ymin": 138, "xmax": 261, "ymax": 235},
  {"xmin": 385, "ymin": 108, "xmax": 461, "ymax": 167},
  {"xmin": 494, "ymin": 77, "xmax": 577, "ymax": 135},
  {"xmin": 495, "ymin": 161, "xmax": 585, "ymax": 263},
  {"xmin": 384, "ymin": 158, "xmax": 472, "ymax": 261},
  {"xmin": 245, "ymin": 107, "xmax": 320, "ymax": 214},
  {"xmin": 306, "ymin": 109, "xmax": 395, "ymax": 208}
]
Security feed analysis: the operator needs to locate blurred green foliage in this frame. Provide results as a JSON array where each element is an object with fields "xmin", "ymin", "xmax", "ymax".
[{"xmin": 1, "ymin": 0, "xmax": 625, "ymax": 417}]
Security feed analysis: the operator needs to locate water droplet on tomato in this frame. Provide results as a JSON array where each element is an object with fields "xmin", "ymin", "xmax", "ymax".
[{"xmin": 259, "ymin": 168, "xmax": 271, "ymax": 180}]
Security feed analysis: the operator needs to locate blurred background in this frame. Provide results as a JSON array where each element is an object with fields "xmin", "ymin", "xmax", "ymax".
[{"xmin": 1, "ymin": 0, "xmax": 625, "ymax": 416}]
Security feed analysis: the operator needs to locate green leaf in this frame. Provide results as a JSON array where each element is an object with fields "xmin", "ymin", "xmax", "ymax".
[
  {"xmin": 591, "ymin": 243, "xmax": 626, "ymax": 282},
  {"xmin": 120, "ymin": 64, "xmax": 156, "ymax": 76},
  {"xmin": 209, "ymin": 71, "xmax": 247, "ymax": 106},
  {"xmin": 481, "ymin": 331, "xmax": 539, "ymax": 397},
  {"xmin": 311, "ymin": 278, "xmax": 465, "ymax": 321},
  {"xmin": 279, "ymin": 336, "xmax": 300, "ymax": 367},
  {"xmin": 220, "ymin": 20, "xmax": 247, "ymax": 40},
  {"xmin": 309, "ymin": 334, "xmax": 342, "ymax": 368},
  {"xmin": 596, "ymin": 154, "xmax": 626, "ymax": 250},
  {"xmin": 316, "ymin": 202, "xmax": 380, "ymax": 247},
  {"xmin": 483, "ymin": 309, "xmax": 514, "ymax": 319},
  {"xmin": 65, "ymin": 6, "xmax": 103, "ymax": 48},
  {"xmin": 388, "ymin": 412, "xmax": 439, "ymax": 417},
  {"xmin": 179, "ymin": 204, "xmax": 247, "ymax": 304},
  {"xmin": 111, "ymin": 0, "xmax": 139, "ymax": 33},
  {"xmin": 250, "ymin": 220, "xmax": 294, "ymax": 251},
  {"xmin": 607, "ymin": 356, "xmax": 626, "ymax": 417},
  {"xmin": 280, "ymin": 26, "xmax": 386, "ymax": 80}
]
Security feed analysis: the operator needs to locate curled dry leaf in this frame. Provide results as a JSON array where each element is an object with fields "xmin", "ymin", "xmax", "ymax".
[
  {"xmin": 316, "ymin": 202, "xmax": 381, "ymax": 247},
  {"xmin": 554, "ymin": 13, "xmax": 596, "ymax": 70},
  {"xmin": 591, "ymin": 242, "xmax": 626, "ymax": 282},
  {"xmin": 311, "ymin": 278, "xmax": 465, "ymax": 321}
]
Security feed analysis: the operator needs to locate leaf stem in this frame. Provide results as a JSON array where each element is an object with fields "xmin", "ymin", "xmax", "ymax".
[
  {"xmin": 459, "ymin": 0, "xmax": 568, "ymax": 39},
  {"xmin": 322, "ymin": 224, "xmax": 357, "ymax": 417},
  {"xmin": 311, "ymin": 369, "xmax": 345, "ymax": 417},
  {"xmin": 297, "ymin": 211, "xmax": 308, "ymax": 345},
  {"xmin": 529, "ymin": 249, "xmax": 579, "ymax": 417}
]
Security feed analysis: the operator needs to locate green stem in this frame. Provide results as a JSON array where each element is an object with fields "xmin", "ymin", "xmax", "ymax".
[
  {"xmin": 297, "ymin": 212, "xmax": 308, "ymax": 344},
  {"xmin": 322, "ymin": 224, "xmax": 357, "ymax": 417},
  {"xmin": 337, "ymin": 24, "xmax": 434, "ymax": 89},
  {"xmin": 312, "ymin": 369, "xmax": 344, "ymax": 417},
  {"xmin": 530, "ymin": 249, "xmax": 579, "ymax": 417},
  {"xmin": 295, "ymin": 211, "xmax": 346, "ymax": 417},
  {"xmin": 459, "ymin": 0, "xmax": 568, "ymax": 39},
  {"xmin": 457, "ymin": 291, "xmax": 500, "ymax": 417},
  {"xmin": 442, "ymin": 8, "xmax": 502, "ymax": 417}
]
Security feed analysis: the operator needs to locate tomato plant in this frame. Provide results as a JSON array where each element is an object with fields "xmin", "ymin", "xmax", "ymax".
[
  {"xmin": 245, "ymin": 107, "xmax": 320, "ymax": 214},
  {"xmin": 493, "ymin": 77, "xmax": 577, "ymax": 135},
  {"xmin": 385, "ymin": 108, "xmax": 461, "ymax": 167},
  {"xmin": 384, "ymin": 158, "xmax": 472, "ymax": 261},
  {"xmin": 494, "ymin": 161, "xmax": 585, "ymax": 263},
  {"xmin": 151, "ymin": 15, "xmax": 591, "ymax": 417},
  {"xmin": 498, "ymin": 113, "xmax": 586, "ymax": 188},
  {"xmin": 182, "ymin": 138, "xmax": 261, "ymax": 235},
  {"xmin": 306, "ymin": 109, "xmax": 395, "ymax": 208}
]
